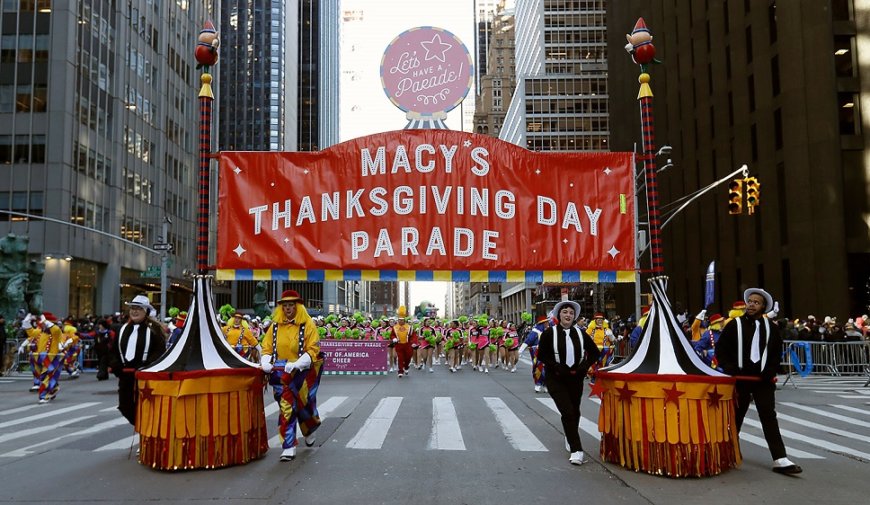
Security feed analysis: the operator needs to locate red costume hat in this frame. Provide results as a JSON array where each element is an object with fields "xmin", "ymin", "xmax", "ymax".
[
  {"xmin": 731, "ymin": 301, "xmax": 746, "ymax": 310},
  {"xmin": 594, "ymin": 312, "xmax": 605, "ymax": 319},
  {"xmin": 708, "ymin": 313, "xmax": 724, "ymax": 325},
  {"xmin": 278, "ymin": 290, "xmax": 304, "ymax": 304}
]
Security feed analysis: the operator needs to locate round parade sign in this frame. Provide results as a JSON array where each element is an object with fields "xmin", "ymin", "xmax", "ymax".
[{"xmin": 380, "ymin": 26, "xmax": 473, "ymax": 128}]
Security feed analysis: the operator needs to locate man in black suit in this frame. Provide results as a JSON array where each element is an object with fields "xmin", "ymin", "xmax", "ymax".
[
  {"xmin": 717, "ymin": 287, "xmax": 802, "ymax": 475},
  {"xmin": 537, "ymin": 300, "xmax": 600, "ymax": 466}
]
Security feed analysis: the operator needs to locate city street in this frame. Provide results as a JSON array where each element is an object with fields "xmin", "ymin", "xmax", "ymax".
[{"xmin": 0, "ymin": 360, "xmax": 868, "ymax": 505}]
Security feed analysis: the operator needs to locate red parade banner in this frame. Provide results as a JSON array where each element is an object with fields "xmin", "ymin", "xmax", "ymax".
[{"xmin": 217, "ymin": 130, "xmax": 635, "ymax": 274}]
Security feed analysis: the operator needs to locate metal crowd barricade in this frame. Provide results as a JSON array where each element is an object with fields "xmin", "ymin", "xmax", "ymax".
[{"xmin": 781, "ymin": 340, "xmax": 870, "ymax": 384}]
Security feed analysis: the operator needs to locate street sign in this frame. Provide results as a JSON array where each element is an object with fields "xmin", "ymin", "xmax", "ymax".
[
  {"xmin": 140, "ymin": 266, "xmax": 161, "ymax": 278},
  {"xmin": 153, "ymin": 242, "xmax": 174, "ymax": 252}
]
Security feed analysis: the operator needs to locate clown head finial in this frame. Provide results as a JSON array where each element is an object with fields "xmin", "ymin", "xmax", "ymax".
[
  {"xmin": 195, "ymin": 20, "xmax": 220, "ymax": 69},
  {"xmin": 625, "ymin": 17, "xmax": 658, "ymax": 70}
]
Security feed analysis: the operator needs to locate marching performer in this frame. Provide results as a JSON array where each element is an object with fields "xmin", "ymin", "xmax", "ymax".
[
  {"xmin": 223, "ymin": 310, "xmax": 259, "ymax": 360},
  {"xmin": 24, "ymin": 312, "xmax": 64, "ymax": 403},
  {"xmin": 60, "ymin": 319, "xmax": 83, "ymax": 378},
  {"xmin": 537, "ymin": 300, "xmax": 600, "ymax": 466},
  {"xmin": 259, "ymin": 290, "xmax": 323, "ymax": 462},
  {"xmin": 391, "ymin": 307, "xmax": 415, "ymax": 377},
  {"xmin": 518, "ymin": 314, "xmax": 550, "ymax": 392}
]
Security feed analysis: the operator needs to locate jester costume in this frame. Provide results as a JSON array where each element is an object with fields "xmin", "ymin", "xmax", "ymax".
[
  {"xmin": 223, "ymin": 322, "xmax": 258, "ymax": 360},
  {"xmin": 25, "ymin": 314, "xmax": 64, "ymax": 403},
  {"xmin": 260, "ymin": 301, "xmax": 323, "ymax": 453},
  {"xmin": 61, "ymin": 324, "xmax": 83, "ymax": 377}
]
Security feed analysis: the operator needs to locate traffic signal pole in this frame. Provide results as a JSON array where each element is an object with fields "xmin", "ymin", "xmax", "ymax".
[{"xmin": 659, "ymin": 165, "xmax": 750, "ymax": 229}]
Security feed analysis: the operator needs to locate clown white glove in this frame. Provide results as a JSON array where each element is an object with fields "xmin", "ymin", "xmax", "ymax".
[
  {"xmin": 21, "ymin": 314, "xmax": 33, "ymax": 330},
  {"xmin": 18, "ymin": 341, "xmax": 29, "ymax": 353},
  {"xmin": 518, "ymin": 343, "xmax": 528, "ymax": 355},
  {"xmin": 259, "ymin": 355, "xmax": 273, "ymax": 373},
  {"xmin": 284, "ymin": 361, "xmax": 298, "ymax": 373},
  {"xmin": 695, "ymin": 309, "xmax": 707, "ymax": 321},
  {"xmin": 605, "ymin": 329, "xmax": 614, "ymax": 337},
  {"xmin": 295, "ymin": 353, "xmax": 312, "ymax": 371},
  {"xmin": 766, "ymin": 302, "xmax": 780, "ymax": 319},
  {"xmin": 391, "ymin": 338, "xmax": 398, "ymax": 344}
]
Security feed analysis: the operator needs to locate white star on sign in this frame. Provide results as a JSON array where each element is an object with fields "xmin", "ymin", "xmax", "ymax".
[
  {"xmin": 603, "ymin": 167, "xmax": 613, "ymax": 175},
  {"xmin": 607, "ymin": 246, "xmax": 620, "ymax": 258},
  {"xmin": 563, "ymin": 238, "xmax": 569, "ymax": 244},
  {"xmin": 463, "ymin": 140, "xmax": 472, "ymax": 147},
  {"xmin": 303, "ymin": 169, "xmax": 309, "ymax": 174},
  {"xmin": 233, "ymin": 244, "xmax": 247, "ymax": 257},
  {"xmin": 232, "ymin": 166, "xmax": 241, "ymax": 174},
  {"xmin": 535, "ymin": 169, "xmax": 541, "ymax": 175},
  {"xmin": 283, "ymin": 237, "xmax": 290, "ymax": 244},
  {"xmin": 420, "ymin": 33, "xmax": 452, "ymax": 62}
]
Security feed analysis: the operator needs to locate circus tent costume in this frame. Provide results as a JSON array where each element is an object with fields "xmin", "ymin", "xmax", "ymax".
[
  {"xmin": 136, "ymin": 277, "xmax": 268, "ymax": 470},
  {"xmin": 596, "ymin": 277, "xmax": 741, "ymax": 477},
  {"xmin": 24, "ymin": 312, "xmax": 64, "ymax": 403},
  {"xmin": 259, "ymin": 290, "xmax": 323, "ymax": 462}
]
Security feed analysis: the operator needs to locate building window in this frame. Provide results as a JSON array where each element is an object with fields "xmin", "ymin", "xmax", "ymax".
[
  {"xmin": 768, "ymin": 2, "xmax": 778, "ymax": 45},
  {"xmin": 832, "ymin": 0, "xmax": 853, "ymax": 21},
  {"xmin": 774, "ymin": 108, "xmax": 783, "ymax": 150},
  {"xmin": 770, "ymin": 55, "xmax": 780, "ymax": 96},
  {"xmin": 839, "ymin": 93, "xmax": 859, "ymax": 135},
  {"xmin": 745, "ymin": 26, "xmax": 753, "ymax": 64},
  {"xmin": 834, "ymin": 36, "xmax": 856, "ymax": 78}
]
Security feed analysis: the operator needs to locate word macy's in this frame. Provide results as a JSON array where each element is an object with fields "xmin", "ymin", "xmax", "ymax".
[{"xmin": 246, "ymin": 143, "xmax": 606, "ymax": 263}]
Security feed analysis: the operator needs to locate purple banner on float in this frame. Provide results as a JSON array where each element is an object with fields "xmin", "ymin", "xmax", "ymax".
[{"xmin": 320, "ymin": 340, "xmax": 388, "ymax": 374}]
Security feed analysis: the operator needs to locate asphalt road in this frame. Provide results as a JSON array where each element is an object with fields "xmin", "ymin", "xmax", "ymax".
[{"xmin": 0, "ymin": 361, "xmax": 868, "ymax": 505}]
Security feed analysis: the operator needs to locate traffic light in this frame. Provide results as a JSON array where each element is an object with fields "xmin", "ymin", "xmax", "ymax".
[
  {"xmin": 744, "ymin": 177, "xmax": 760, "ymax": 214},
  {"xmin": 728, "ymin": 178, "xmax": 743, "ymax": 215}
]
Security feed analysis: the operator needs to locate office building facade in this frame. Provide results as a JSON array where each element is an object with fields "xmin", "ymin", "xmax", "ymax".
[
  {"xmin": 608, "ymin": 1, "xmax": 870, "ymax": 317},
  {"xmin": 0, "ymin": 0, "xmax": 213, "ymax": 317}
]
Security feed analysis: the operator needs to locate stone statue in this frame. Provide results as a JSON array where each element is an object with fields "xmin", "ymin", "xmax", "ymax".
[
  {"xmin": 0, "ymin": 233, "xmax": 45, "ymax": 319},
  {"xmin": 252, "ymin": 281, "xmax": 271, "ymax": 319}
]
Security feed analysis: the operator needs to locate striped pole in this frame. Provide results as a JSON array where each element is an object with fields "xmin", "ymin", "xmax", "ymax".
[
  {"xmin": 198, "ymin": 73, "xmax": 213, "ymax": 273},
  {"xmin": 638, "ymin": 73, "xmax": 664, "ymax": 273}
]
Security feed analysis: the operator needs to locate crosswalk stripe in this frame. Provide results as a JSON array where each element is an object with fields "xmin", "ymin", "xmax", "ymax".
[
  {"xmin": 0, "ymin": 404, "xmax": 44, "ymax": 416},
  {"xmin": 428, "ymin": 397, "xmax": 465, "ymax": 450},
  {"xmin": 741, "ymin": 416, "xmax": 870, "ymax": 460},
  {"xmin": 0, "ymin": 415, "xmax": 96, "ymax": 445},
  {"xmin": 536, "ymin": 397, "xmax": 601, "ymax": 441},
  {"xmin": 749, "ymin": 405, "xmax": 870, "ymax": 444},
  {"xmin": 1, "ymin": 417, "xmax": 130, "ymax": 457},
  {"xmin": 94, "ymin": 435, "xmax": 137, "ymax": 452},
  {"xmin": 267, "ymin": 396, "xmax": 348, "ymax": 449},
  {"xmin": 831, "ymin": 404, "xmax": 870, "ymax": 417},
  {"xmin": 780, "ymin": 402, "xmax": 870, "ymax": 429},
  {"xmin": 346, "ymin": 396, "xmax": 402, "ymax": 449},
  {"xmin": 737, "ymin": 432, "xmax": 824, "ymax": 459},
  {"xmin": 0, "ymin": 402, "xmax": 100, "ymax": 430},
  {"xmin": 483, "ymin": 397, "xmax": 547, "ymax": 452}
]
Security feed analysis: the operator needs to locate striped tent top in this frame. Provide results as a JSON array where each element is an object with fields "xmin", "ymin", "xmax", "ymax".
[
  {"xmin": 601, "ymin": 276, "xmax": 726, "ymax": 376},
  {"xmin": 141, "ymin": 276, "xmax": 258, "ymax": 372}
]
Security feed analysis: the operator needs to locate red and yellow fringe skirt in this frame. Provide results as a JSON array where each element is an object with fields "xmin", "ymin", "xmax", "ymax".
[
  {"xmin": 135, "ymin": 368, "xmax": 269, "ymax": 470},
  {"xmin": 595, "ymin": 372, "xmax": 741, "ymax": 477}
]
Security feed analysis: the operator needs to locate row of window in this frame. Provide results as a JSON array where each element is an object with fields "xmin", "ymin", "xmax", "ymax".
[
  {"xmin": 122, "ymin": 166, "xmax": 154, "ymax": 204},
  {"xmin": 80, "ymin": 2, "xmax": 115, "ymax": 48},
  {"xmin": 164, "ymin": 191, "xmax": 190, "ymax": 221},
  {"xmin": 526, "ymin": 116, "xmax": 608, "ymax": 133},
  {"xmin": 544, "ymin": 28, "xmax": 606, "ymax": 46},
  {"xmin": 525, "ymin": 78, "xmax": 606, "ymax": 97},
  {"xmin": 526, "ymin": 135, "xmax": 608, "ymax": 152},
  {"xmin": 542, "ymin": 0, "xmax": 605, "ymax": 12},
  {"xmin": 525, "ymin": 97, "xmax": 608, "ymax": 115},
  {"xmin": 0, "ymin": 134, "xmax": 45, "ymax": 163},
  {"xmin": 120, "ymin": 216, "xmax": 154, "ymax": 245},
  {"xmin": 0, "ymin": 84, "xmax": 47, "ymax": 112},
  {"xmin": 0, "ymin": 34, "xmax": 49, "ymax": 63},
  {"xmin": 74, "ymin": 141, "xmax": 112, "ymax": 184},
  {"xmin": 126, "ymin": 46, "xmax": 158, "ymax": 85},
  {"xmin": 70, "ymin": 194, "xmax": 110, "ymax": 232},
  {"xmin": 165, "ymin": 153, "xmax": 191, "ymax": 184},
  {"xmin": 126, "ymin": 85, "xmax": 158, "ymax": 124},
  {"xmin": 78, "ymin": 94, "xmax": 110, "ymax": 137},
  {"xmin": 0, "ymin": 190, "xmax": 42, "ymax": 221},
  {"xmin": 123, "ymin": 127, "xmax": 156, "ymax": 164}
]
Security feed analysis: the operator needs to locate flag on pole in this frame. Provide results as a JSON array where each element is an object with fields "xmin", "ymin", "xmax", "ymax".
[{"xmin": 704, "ymin": 261, "xmax": 716, "ymax": 307}]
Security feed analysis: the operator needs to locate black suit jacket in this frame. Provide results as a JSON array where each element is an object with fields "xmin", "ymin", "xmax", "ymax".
[{"xmin": 537, "ymin": 324, "xmax": 600, "ymax": 377}]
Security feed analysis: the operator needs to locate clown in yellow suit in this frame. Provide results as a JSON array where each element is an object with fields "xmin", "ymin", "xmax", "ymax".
[
  {"xmin": 259, "ymin": 289, "xmax": 322, "ymax": 462},
  {"xmin": 222, "ymin": 310, "xmax": 259, "ymax": 360}
]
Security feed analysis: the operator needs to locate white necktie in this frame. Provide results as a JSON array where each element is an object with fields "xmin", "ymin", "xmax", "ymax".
[
  {"xmin": 125, "ymin": 324, "xmax": 140, "ymax": 362},
  {"xmin": 750, "ymin": 320, "xmax": 761, "ymax": 364},
  {"xmin": 563, "ymin": 328, "xmax": 575, "ymax": 367}
]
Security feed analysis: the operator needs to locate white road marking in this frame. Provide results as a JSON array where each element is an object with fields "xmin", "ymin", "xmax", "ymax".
[
  {"xmin": 346, "ymin": 396, "xmax": 402, "ymax": 450},
  {"xmin": 428, "ymin": 397, "xmax": 465, "ymax": 450},
  {"xmin": 484, "ymin": 397, "xmax": 547, "ymax": 452}
]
